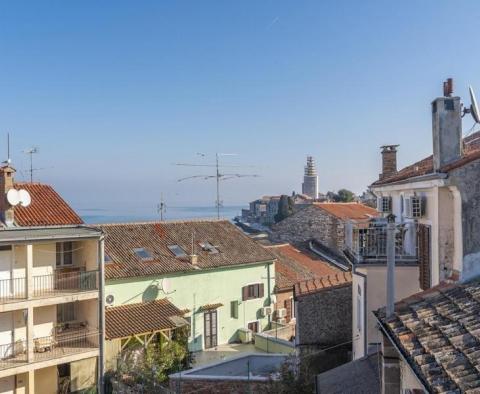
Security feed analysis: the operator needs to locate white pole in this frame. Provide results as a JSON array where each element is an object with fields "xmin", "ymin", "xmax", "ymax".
[{"xmin": 386, "ymin": 215, "xmax": 396, "ymax": 318}]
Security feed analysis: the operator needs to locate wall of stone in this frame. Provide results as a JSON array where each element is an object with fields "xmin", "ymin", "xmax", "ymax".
[
  {"xmin": 169, "ymin": 378, "xmax": 267, "ymax": 394},
  {"xmin": 295, "ymin": 283, "xmax": 352, "ymax": 348},
  {"xmin": 270, "ymin": 205, "xmax": 345, "ymax": 253},
  {"xmin": 449, "ymin": 158, "xmax": 480, "ymax": 281}
]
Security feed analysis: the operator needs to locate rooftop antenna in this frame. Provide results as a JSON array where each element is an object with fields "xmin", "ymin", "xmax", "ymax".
[
  {"xmin": 174, "ymin": 153, "xmax": 260, "ymax": 219},
  {"xmin": 2, "ymin": 133, "xmax": 12, "ymax": 166},
  {"xmin": 23, "ymin": 147, "xmax": 39, "ymax": 183},
  {"xmin": 157, "ymin": 193, "xmax": 166, "ymax": 221}
]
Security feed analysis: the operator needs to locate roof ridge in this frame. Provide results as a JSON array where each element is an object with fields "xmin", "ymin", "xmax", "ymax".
[{"xmin": 96, "ymin": 218, "xmax": 230, "ymax": 226}]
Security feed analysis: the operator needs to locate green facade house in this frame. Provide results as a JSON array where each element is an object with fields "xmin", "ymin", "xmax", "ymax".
[{"xmin": 99, "ymin": 219, "xmax": 276, "ymax": 365}]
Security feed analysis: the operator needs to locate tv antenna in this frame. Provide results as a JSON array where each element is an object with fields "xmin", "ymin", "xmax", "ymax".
[
  {"xmin": 175, "ymin": 153, "xmax": 260, "ymax": 219},
  {"xmin": 23, "ymin": 147, "xmax": 40, "ymax": 183},
  {"xmin": 2, "ymin": 133, "xmax": 12, "ymax": 166},
  {"xmin": 157, "ymin": 193, "xmax": 166, "ymax": 221}
]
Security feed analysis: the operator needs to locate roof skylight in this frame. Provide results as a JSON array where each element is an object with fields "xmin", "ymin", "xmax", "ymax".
[
  {"xmin": 199, "ymin": 241, "xmax": 219, "ymax": 254},
  {"xmin": 168, "ymin": 245, "xmax": 187, "ymax": 258},
  {"xmin": 133, "ymin": 248, "xmax": 153, "ymax": 260}
]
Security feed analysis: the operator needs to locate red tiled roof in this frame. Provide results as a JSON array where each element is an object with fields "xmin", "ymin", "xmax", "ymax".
[
  {"xmin": 266, "ymin": 243, "xmax": 340, "ymax": 292},
  {"xmin": 198, "ymin": 303, "xmax": 223, "ymax": 312},
  {"xmin": 99, "ymin": 220, "xmax": 276, "ymax": 280},
  {"xmin": 13, "ymin": 183, "xmax": 83, "ymax": 227},
  {"xmin": 372, "ymin": 131, "xmax": 480, "ymax": 186},
  {"xmin": 105, "ymin": 299, "xmax": 184, "ymax": 339},
  {"xmin": 294, "ymin": 271, "xmax": 352, "ymax": 297},
  {"xmin": 313, "ymin": 203, "xmax": 379, "ymax": 221}
]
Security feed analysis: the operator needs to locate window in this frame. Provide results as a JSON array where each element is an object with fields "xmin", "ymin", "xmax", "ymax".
[
  {"xmin": 377, "ymin": 196, "xmax": 392, "ymax": 213},
  {"xmin": 104, "ymin": 254, "xmax": 113, "ymax": 264},
  {"xmin": 247, "ymin": 321, "xmax": 259, "ymax": 333},
  {"xmin": 56, "ymin": 242, "xmax": 73, "ymax": 267},
  {"xmin": 199, "ymin": 242, "xmax": 219, "ymax": 254},
  {"xmin": 231, "ymin": 300, "xmax": 239, "ymax": 319},
  {"xmin": 57, "ymin": 302, "xmax": 76, "ymax": 323},
  {"xmin": 167, "ymin": 245, "xmax": 187, "ymax": 258},
  {"xmin": 242, "ymin": 283, "xmax": 264, "ymax": 301},
  {"xmin": 133, "ymin": 248, "xmax": 152, "ymax": 260}
]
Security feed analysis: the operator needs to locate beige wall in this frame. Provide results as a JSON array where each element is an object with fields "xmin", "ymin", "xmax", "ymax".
[
  {"xmin": 78, "ymin": 299, "xmax": 98, "ymax": 329},
  {"xmin": 35, "ymin": 366, "xmax": 57, "ymax": 394},
  {"xmin": 0, "ymin": 376, "xmax": 14, "ymax": 394},
  {"xmin": 71, "ymin": 357, "xmax": 97, "ymax": 391},
  {"xmin": 352, "ymin": 265, "xmax": 420, "ymax": 359},
  {"xmin": 75, "ymin": 240, "xmax": 99, "ymax": 272},
  {"xmin": 105, "ymin": 339, "xmax": 121, "ymax": 372},
  {"xmin": 33, "ymin": 305, "xmax": 55, "ymax": 339}
]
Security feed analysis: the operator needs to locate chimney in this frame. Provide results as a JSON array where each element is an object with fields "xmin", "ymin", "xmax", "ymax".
[
  {"xmin": 380, "ymin": 145, "xmax": 399, "ymax": 180},
  {"xmin": 189, "ymin": 254, "xmax": 198, "ymax": 265},
  {"xmin": 432, "ymin": 79, "xmax": 463, "ymax": 171},
  {"xmin": 0, "ymin": 165, "xmax": 16, "ymax": 226}
]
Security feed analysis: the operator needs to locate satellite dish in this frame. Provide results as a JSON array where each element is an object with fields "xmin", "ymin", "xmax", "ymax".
[
  {"xmin": 106, "ymin": 294, "xmax": 115, "ymax": 305},
  {"xmin": 161, "ymin": 278, "xmax": 172, "ymax": 293},
  {"xmin": 18, "ymin": 189, "xmax": 31, "ymax": 207},
  {"xmin": 6, "ymin": 189, "xmax": 19, "ymax": 206},
  {"xmin": 469, "ymin": 86, "xmax": 480, "ymax": 124}
]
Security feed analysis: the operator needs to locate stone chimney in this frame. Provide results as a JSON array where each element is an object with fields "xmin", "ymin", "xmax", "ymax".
[
  {"xmin": 0, "ymin": 165, "xmax": 16, "ymax": 226},
  {"xmin": 379, "ymin": 145, "xmax": 399, "ymax": 180},
  {"xmin": 189, "ymin": 254, "xmax": 198, "ymax": 265},
  {"xmin": 432, "ymin": 79, "xmax": 463, "ymax": 171}
]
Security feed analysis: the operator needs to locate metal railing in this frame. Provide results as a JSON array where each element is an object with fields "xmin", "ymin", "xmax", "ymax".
[
  {"xmin": 0, "ymin": 277, "xmax": 26, "ymax": 302},
  {"xmin": 0, "ymin": 340, "xmax": 27, "ymax": 370},
  {"xmin": 345, "ymin": 220, "xmax": 418, "ymax": 264},
  {"xmin": 33, "ymin": 270, "xmax": 98, "ymax": 297}
]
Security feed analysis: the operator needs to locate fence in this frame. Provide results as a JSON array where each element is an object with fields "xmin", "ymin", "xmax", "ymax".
[
  {"xmin": 0, "ymin": 340, "xmax": 27, "ymax": 370},
  {"xmin": 33, "ymin": 270, "xmax": 98, "ymax": 297},
  {"xmin": 0, "ymin": 277, "xmax": 26, "ymax": 302}
]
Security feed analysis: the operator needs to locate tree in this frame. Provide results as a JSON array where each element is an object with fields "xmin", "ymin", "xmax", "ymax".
[
  {"xmin": 274, "ymin": 195, "xmax": 295, "ymax": 223},
  {"xmin": 336, "ymin": 189, "xmax": 355, "ymax": 202}
]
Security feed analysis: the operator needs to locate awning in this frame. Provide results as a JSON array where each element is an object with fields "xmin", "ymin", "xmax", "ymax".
[{"xmin": 198, "ymin": 303, "xmax": 223, "ymax": 312}]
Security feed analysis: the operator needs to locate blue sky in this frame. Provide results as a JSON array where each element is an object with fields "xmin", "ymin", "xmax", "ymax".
[{"xmin": 0, "ymin": 1, "xmax": 479, "ymax": 213}]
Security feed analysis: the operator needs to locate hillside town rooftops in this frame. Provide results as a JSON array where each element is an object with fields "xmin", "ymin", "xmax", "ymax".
[
  {"xmin": 99, "ymin": 219, "xmax": 276, "ymax": 280},
  {"xmin": 105, "ymin": 298, "xmax": 186, "ymax": 340},
  {"xmin": 372, "ymin": 131, "xmax": 480, "ymax": 186},
  {"xmin": 12, "ymin": 182, "xmax": 83, "ymax": 227},
  {"xmin": 294, "ymin": 271, "xmax": 352, "ymax": 297},
  {"xmin": 313, "ymin": 202, "xmax": 379, "ymax": 221},
  {"xmin": 375, "ymin": 280, "xmax": 480, "ymax": 393},
  {"xmin": 264, "ymin": 243, "xmax": 340, "ymax": 292}
]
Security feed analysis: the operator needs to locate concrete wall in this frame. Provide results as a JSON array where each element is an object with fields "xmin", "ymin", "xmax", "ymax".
[
  {"xmin": 295, "ymin": 284, "xmax": 352, "ymax": 348},
  {"xmin": 71, "ymin": 357, "xmax": 97, "ymax": 391},
  {"xmin": 35, "ymin": 366, "xmax": 57, "ymax": 394},
  {"xmin": 270, "ymin": 205, "xmax": 344, "ymax": 252},
  {"xmin": 353, "ymin": 265, "xmax": 420, "ymax": 359},
  {"xmin": 105, "ymin": 262, "xmax": 275, "ymax": 353},
  {"xmin": 254, "ymin": 333, "xmax": 294, "ymax": 354},
  {"xmin": 449, "ymin": 159, "xmax": 480, "ymax": 281}
]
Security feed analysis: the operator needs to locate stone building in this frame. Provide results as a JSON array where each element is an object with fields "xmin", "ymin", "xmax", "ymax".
[
  {"xmin": 302, "ymin": 156, "xmax": 319, "ymax": 199},
  {"xmin": 270, "ymin": 202, "xmax": 378, "ymax": 254}
]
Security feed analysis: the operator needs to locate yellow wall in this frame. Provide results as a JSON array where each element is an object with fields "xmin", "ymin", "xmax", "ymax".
[
  {"xmin": 0, "ymin": 376, "xmax": 14, "ymax": 394},
  {"xmin": 71, "ymin": 357, "xmax": 97, "ymax": 391}
]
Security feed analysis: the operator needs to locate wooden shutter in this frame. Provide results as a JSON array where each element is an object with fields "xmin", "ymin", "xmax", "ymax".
[
  {"xmin": 259, "ymin": 283, "xmax": 264, "ymax": 298},
  {"xmin": 242, "ymin": 286, "xmax": 248, "ymax": 301},
  {"xmin": 417, "ymin": 224, "xmax": 431, "ymax": 290},
  {"xmin": 284, "ymin": 299, "xmax": 292, "ymax": 321}
]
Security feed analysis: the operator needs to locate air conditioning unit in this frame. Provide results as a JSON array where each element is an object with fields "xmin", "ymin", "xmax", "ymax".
[
  {"xmin": 377, "ymin": 196, "xmax": 392, "ymax": 213},
  {"xmin": 277, "ymin": 318, "xmax": 287, "ymax": 325},
  {"xmin": 276, "ymin": 308, "xmax": 287, "ymax": 318},
  {"xmin": 262, "ymin": 306, "xmax": 273, "ymax": 316},
  {"xmin": 405, "ymin": 196, "xmax": 426, "ymax": 218},
  {"xmin": 238, "ymin": 328, "xmax": 252, "ymax": 344}
]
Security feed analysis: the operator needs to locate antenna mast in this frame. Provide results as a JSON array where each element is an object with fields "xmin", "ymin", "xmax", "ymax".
[
  {"xmin": 157, "ymin": 193, "xmax": 166, "ymax": 221},
  {"xmin": 175, "ymin": 153, "xmax": 259, "ymax": 219},
  {"xmin": 24, "ymin": 147, "xmax": 39, "ymax": 183}
]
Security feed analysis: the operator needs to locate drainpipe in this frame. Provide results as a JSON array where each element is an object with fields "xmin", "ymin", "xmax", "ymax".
[
  {"xmin": 386, "ymin": 214, "xmax": 396, "ymax": 318},
  {"xmin": 98, "ymin": 235, "xmax": 105, "ymax": 394},
  {"xmin": 266, "ymin": 262, "xmax": 272, "ymax": 326}
]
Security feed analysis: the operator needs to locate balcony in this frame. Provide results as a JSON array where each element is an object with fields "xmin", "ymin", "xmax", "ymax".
[
  {"xmin": 0, "ymin": 329, "xmax": 99, "ymax": 371},
  {"xmin": 0, "ymin": 270, "xmax": 98, "ymax": 303},
  {"xmin": 345, "ymin": 220, "xmax": 418, "ymax": 264}
]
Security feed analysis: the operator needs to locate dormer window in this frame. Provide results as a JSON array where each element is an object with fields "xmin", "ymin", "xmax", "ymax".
[
  {"xmin": 168, "ymin": 245, "xmax": 187, "ymax": 258},
  {"xmin": 199, "ymin": 241, "xmax": 219, "ymax": 254},
  {"xmin": 133, "ymin": 248, "xmax": 152, "ymax": 261}
]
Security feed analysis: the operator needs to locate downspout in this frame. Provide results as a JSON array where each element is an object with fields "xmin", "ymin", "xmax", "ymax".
[
  {"xmin": 343, "ymin": 252, "xmax": 368, "ymax": 357},
  {"xmin": 266, "ymin": 261, "xmax": 273, "ymax": 326},
  {"xmin": 98, "ymin": 235, "xmax": 105, "ymax": 394}
]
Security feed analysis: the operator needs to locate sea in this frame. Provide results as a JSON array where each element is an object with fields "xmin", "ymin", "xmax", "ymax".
[{"xmin": 80, "ymin": 205, "xmax": 246, "ymax": 224}]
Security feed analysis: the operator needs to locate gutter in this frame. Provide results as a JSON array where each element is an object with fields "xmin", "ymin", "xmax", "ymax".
[
  {"xmin": 374, "ymin": 313, "xmax": 430, "ymax": 393},
  {"xmin": 308, "ymin": 241, "xmax": 349, "ymax": 271},
  {"xmin": 343, "ymin": 252, "xmax": 368, "ymax": 358},
  {"xmin": 371, "ymin": 172, "xmax": 448, "ymax": 189}
]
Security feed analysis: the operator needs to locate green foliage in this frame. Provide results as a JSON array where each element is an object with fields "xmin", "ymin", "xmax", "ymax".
[
  {"xmin": 266, "ymin": 355, "xmax": 315, "ymax": 394},
  {"xmin": 274, "ymin": 195, "xmax": 295, "ymax": 223},
  {"xmin": 326, "ymin": 189, "xmax": 356, "ymax": 202}
]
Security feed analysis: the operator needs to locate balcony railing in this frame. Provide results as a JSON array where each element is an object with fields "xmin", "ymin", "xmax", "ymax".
[
  {"xmin": 0, "ymin": 278, "xmax": 26, "ymax": 302},
  {"xmin": 33, "ymin": 270, "xmax": 98, "ymax": 297},
  {"xmin": 0, "ymin": 329, "xmax": 99, "ymax": 371},
  {"xmin": 345, "ymin": 220, "xmax": 418, "ymax": 264}
]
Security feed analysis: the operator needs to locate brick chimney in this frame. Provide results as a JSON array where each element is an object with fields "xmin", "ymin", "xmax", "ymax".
[
  {"xmin": 379, "ymin": 145, "xmax": 399, "ymax": 180},
  {"xmin": 0, "ymin": 165, "xmax": 16, "ymax": 226},
  {"xmin": 432, "ymin": 79, "xmax": 463, "ymax": 171}
]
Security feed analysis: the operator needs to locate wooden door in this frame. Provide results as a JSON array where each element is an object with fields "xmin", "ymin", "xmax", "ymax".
[
  {"xmin": 204, "ymin": 310, "xmax": 217, "ymax": 349},
  {"xmin": 417, "ymin": 224, "xmax": 431, "ymax": 290}
]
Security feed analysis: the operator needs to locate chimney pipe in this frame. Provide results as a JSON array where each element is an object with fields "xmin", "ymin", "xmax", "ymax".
[
  {"xmin": 0, "ymin": 165, "xmax": 16, "ymax": 226},
  {"xmin": 379, "ymin": 145, "xmax": 399, "ymax": 180},
  {"xmin": 190, "ymin": 254, "xmax": 198, "ymax": 265},
  {"xmin": 386, "ymin": 214, "xmax": 396, "ymax": 318}
]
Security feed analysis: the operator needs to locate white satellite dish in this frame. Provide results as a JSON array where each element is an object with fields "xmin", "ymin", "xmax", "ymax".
[
  {"xmin": 161, "ymin": 278, "xmax": 172, "ymax": 294},
  {"xmin": 18, "ymin": 189, "xmax": 31, "ymax": 207},
  {"xmin": 469, "ymin": 86, "xmax": 480, "ymax": 124},
  {"xmin": 6, "ymin": 189, "xmax": 19, "ymax": 206}
]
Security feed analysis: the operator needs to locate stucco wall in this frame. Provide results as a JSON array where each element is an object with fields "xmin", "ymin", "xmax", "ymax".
[
  {"xmin": 105, "ymin": 262, "xmax": 275, "ymax": 352},
  {"xmin": 71, "ymin": 357, "xmax": 97, "ymax": 391},
  {"xmin": 35, "ymin": 366, "xmax": 57, "ymax": 394},
  {"xmin": 295, "ymin": 284, "xmax": 352, "ymax": 348},
  {"xmin": 270, "ymin": 205, "xmax": 344, "ymax": 252}
]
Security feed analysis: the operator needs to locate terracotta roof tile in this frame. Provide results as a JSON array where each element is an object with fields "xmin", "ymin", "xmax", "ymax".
[
  {"xmin": 313, "ymin": 203, "xmax": 379, "ymax": 221},
  {"xmin": 265, "ymin": 243, "xmax": 340, "ymax": 292},
  {"xmin": 105, "ymin": 298, "xmax": 184, "ymax": 339},
  {"xmin": 198, "ymin": 303, "xmax": 223, "ymax": 312},
  {"xmin": 99, "ymin": 220, "xmax": 275, "ymax": 280},
  {"xmin": 372, "ymin": 131, "xmax": 480, "ymax": 186},
  {"xmin": 12, "ymin": 182, "xmax": 83, "ymax": 227},
  {"xmin": 376, "ymin": 280, "xmax": 480, "ymax": 393},
  {"xmin": 294, "ymin": 271, "xmax": 352, "ymax": 296}
]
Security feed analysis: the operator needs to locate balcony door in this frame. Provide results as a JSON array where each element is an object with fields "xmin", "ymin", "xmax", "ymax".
[
  {"xmin": 204, "ymin": 310, "xmax": 217, "ymax": 349},
  {"xmin": 0, "ymin": 246, "xmax": 13, "ymax": 298}
]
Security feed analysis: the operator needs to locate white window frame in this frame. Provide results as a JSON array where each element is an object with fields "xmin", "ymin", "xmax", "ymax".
[{"xmin": 56, "ymin": 242, "xmax": 73, "ymax": 267}]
